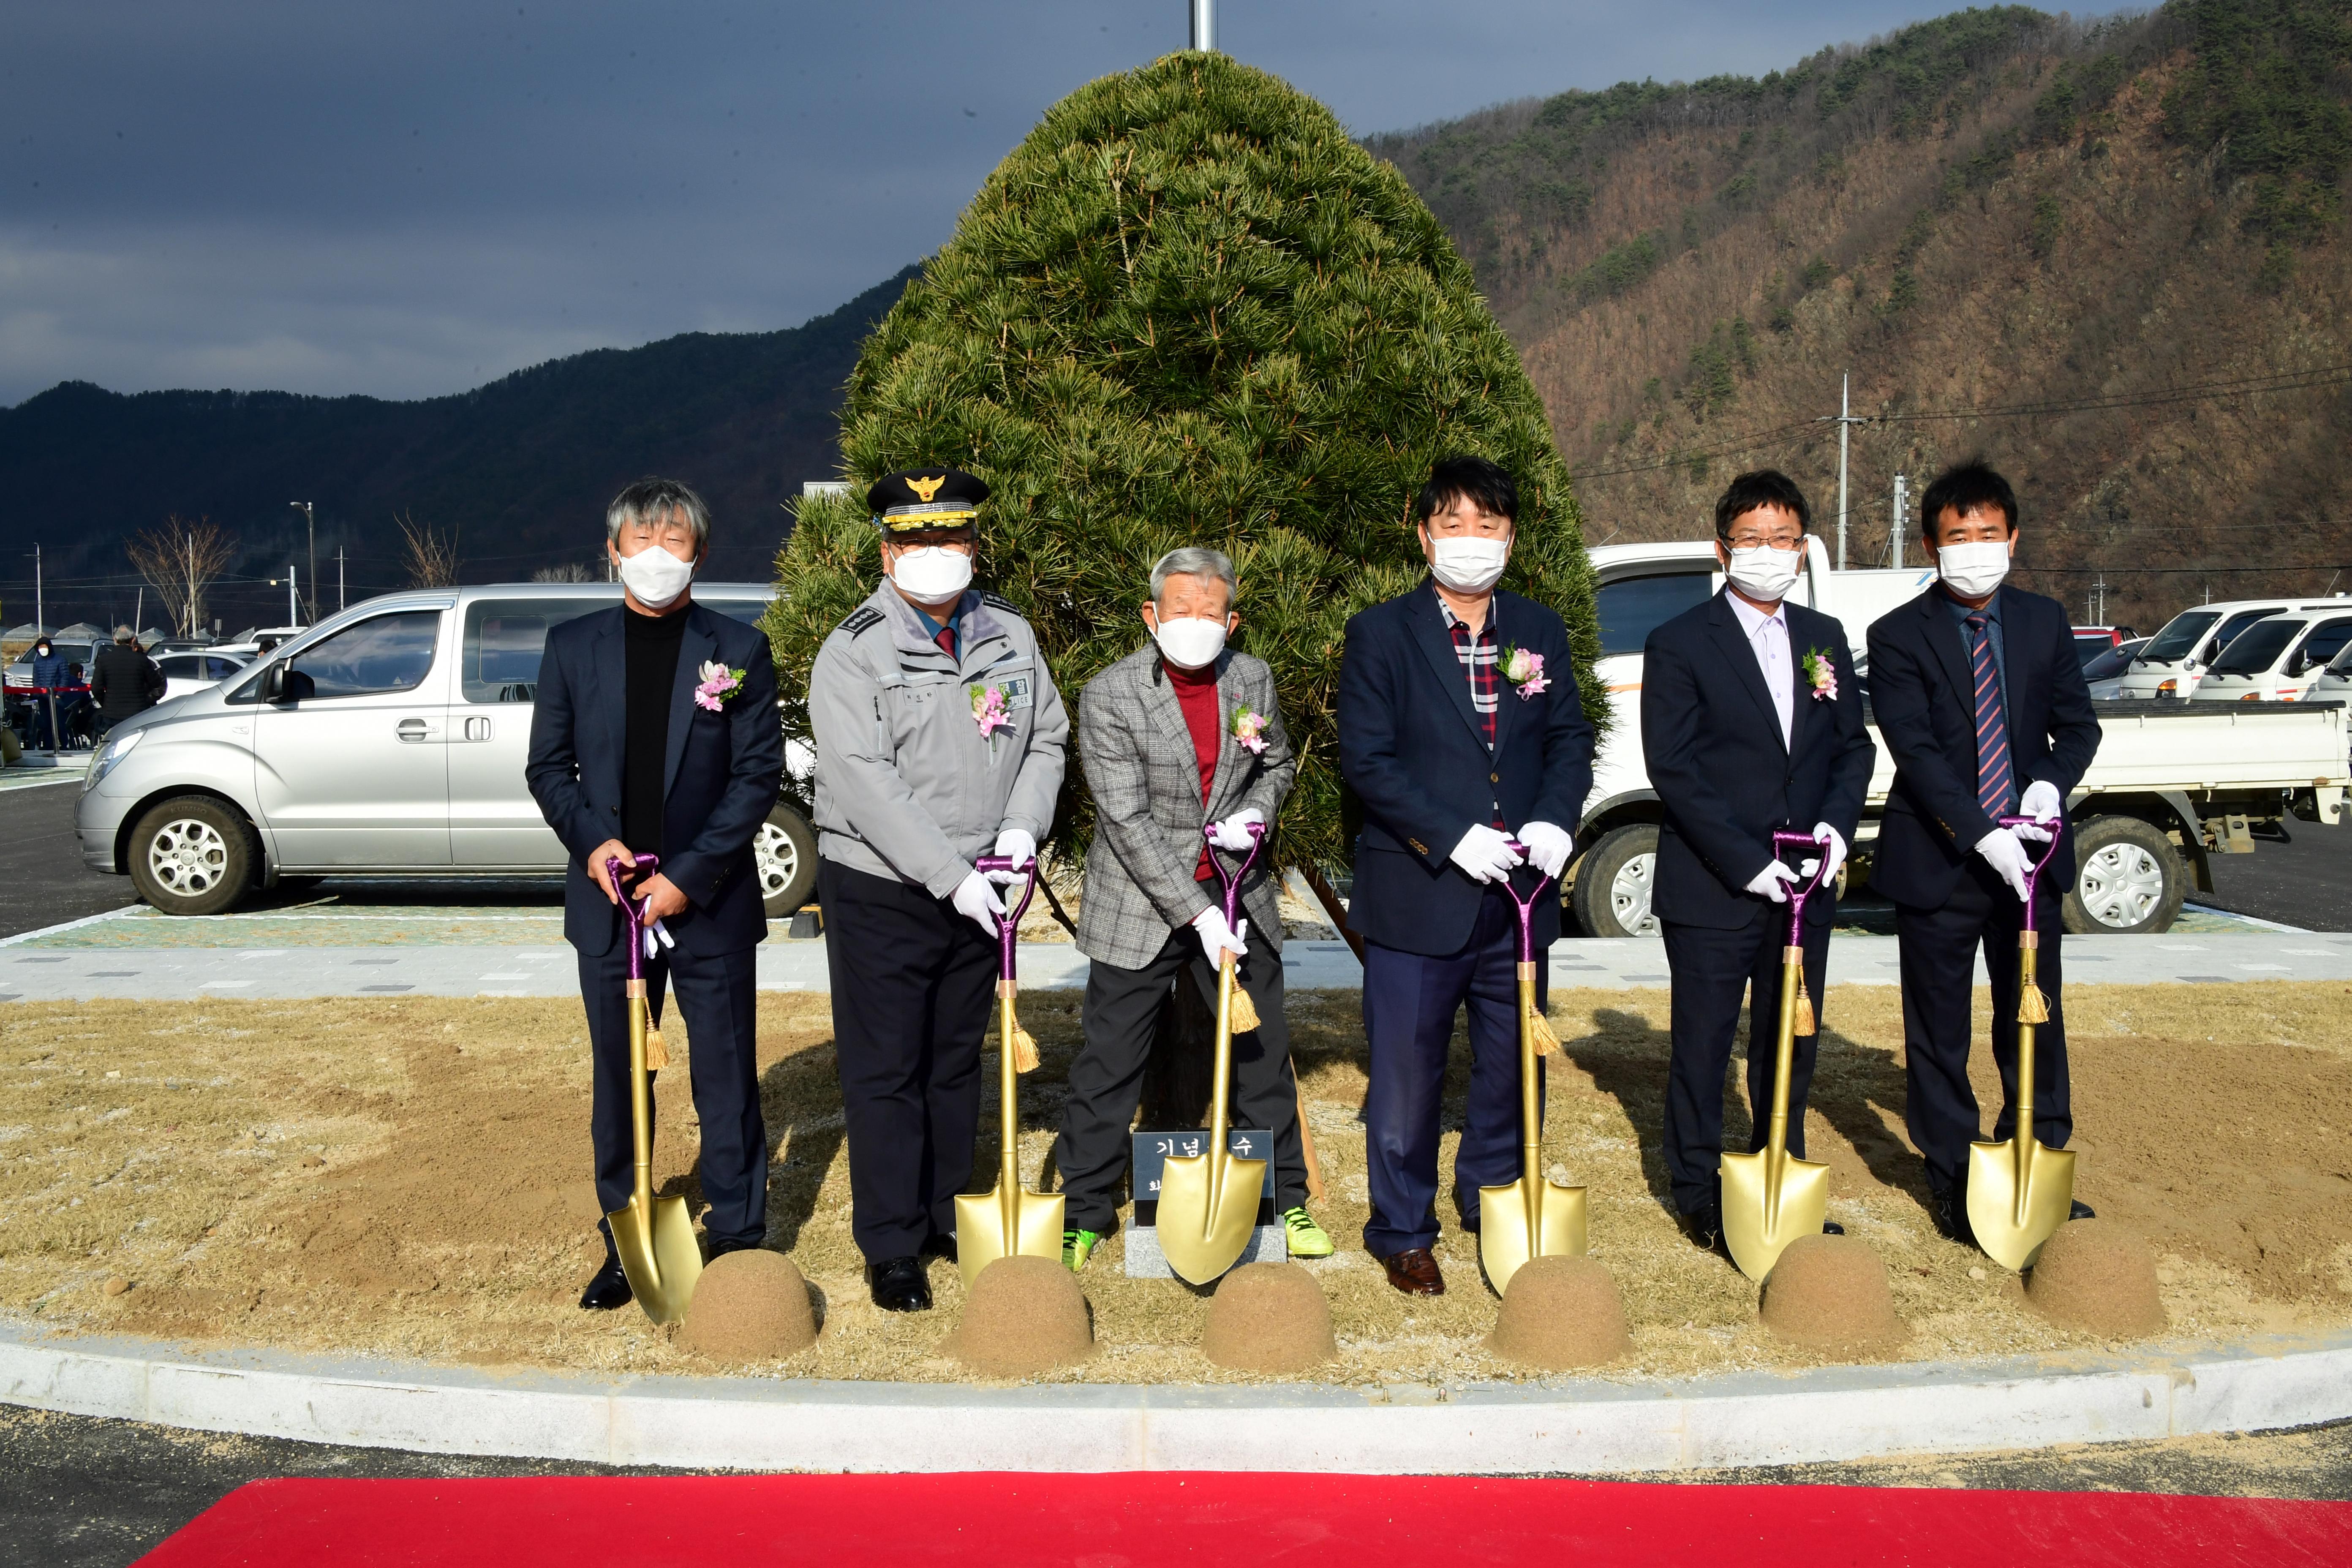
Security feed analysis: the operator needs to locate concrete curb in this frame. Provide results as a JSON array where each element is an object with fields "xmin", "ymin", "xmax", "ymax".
[{"xmin": 3, "ymin": 1320, "xmax": 2346, "ymax": 1473}]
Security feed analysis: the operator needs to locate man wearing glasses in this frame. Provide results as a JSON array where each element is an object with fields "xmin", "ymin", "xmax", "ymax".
[{"xmin": 1640, "ymin": 470, "xmax": 1874, "ymax": 1256}]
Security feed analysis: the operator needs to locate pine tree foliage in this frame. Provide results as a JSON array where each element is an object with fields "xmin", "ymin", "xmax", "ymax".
[{"xmin": 768, "ymin": 52, "xmax": 1601, "ymax": 871}]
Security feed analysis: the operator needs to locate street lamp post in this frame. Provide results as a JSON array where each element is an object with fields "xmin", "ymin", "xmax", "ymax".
[{"xmin": 290, "ymin": 502, "xmax": 315, "ymax": 625}]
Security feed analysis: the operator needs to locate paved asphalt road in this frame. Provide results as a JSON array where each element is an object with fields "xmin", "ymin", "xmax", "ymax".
[{"xmin": 4, "ymin": 1406, "xmax": 2345, "ymax": 1568}]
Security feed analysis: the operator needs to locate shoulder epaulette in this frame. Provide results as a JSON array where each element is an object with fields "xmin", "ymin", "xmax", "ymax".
[
  {"xmin": 838, "ymin": 607, "xmax": 884, "ymax": 637},
  {"xmin": 980, "ymin": 591, "xmax": 1020, "ymax": 615}
]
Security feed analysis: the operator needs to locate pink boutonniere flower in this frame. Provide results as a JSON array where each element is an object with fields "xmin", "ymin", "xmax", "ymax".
[
  {"xmin": 970, "ymin": 683, "xmax": 1012, "ymax": 745},
  {"xmin": 1501, "ymin": 644, "xmax": 1549, "ymax": 698},
  {"xmin": 1231, "ymin": 706, "xmax": 1269, "ymax": 755},
  {"xmin": 693, "ymin": 660, "xmax": 745, "ymax": 711},
  {"xmin": 1802, "ymin": 648, "xmax": 1839, "ymax": 701}
]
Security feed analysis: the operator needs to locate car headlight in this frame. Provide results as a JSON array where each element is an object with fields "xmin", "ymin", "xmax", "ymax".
[{"xmin": 85, "ymin": 727, "xmax": 143, "ymax": 791}]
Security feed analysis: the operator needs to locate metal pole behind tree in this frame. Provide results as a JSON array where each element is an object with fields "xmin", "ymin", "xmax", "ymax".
[
  {"xmin": 1890, "ymin": 473, "xmax": 1907, "ymax": 569},
  {"xmin": 1190, "ymin": 0, "xmax": 1214, "ymax": 52},
  {"xmin": 1836, "ymin": 373, "xmax": 1851, "ymax": 571},
  {"xmin": 339, "ymin": 547, "xmax": 346, "ymax": 611},
  {"xmin": 34, "ymin": 542, "xmax": 42, "ymax": 634},
  {"xmin": 293, "ymin": 502, "xmax": 315, "ymax": 623}
]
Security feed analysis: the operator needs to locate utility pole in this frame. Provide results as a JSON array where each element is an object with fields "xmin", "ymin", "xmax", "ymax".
[
  {"xmin": 31, "ymin": 542, "xmax": 42, "ymax": 633},
  {"xmin": 1189, "ymin": 0, "xmax": 1214, "ymax": 52},
  {"xmin": 1889, "ymin": 474, "xmax": 1908, "ymax": 569},
  {"xmin": 291, "ymin": 502, "xmax": 314, "ymax": 624},
  {"xmin": 338, "ymin": 547, "xmax": 346, "ymax": 611},
  {"xmin": 1815, "ymin": 373, "xmax": 1865, "ymax": 570}
]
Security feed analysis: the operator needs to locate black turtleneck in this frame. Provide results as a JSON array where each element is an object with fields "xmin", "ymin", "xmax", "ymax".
[{"xmin": 622, "ymin": 604, "xmax": 690, "ymax": 856}]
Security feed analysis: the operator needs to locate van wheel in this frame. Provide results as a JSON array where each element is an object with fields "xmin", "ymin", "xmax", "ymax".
[
  {"xmin": 2061, "ymin": 815, "xmax": 2185, "ymax": 935},
  {"xmin": 754, "ymin": 801, "xmax": 820, "ymax": 919},
  {"xmin": 128, "ymin": 796, "xmax": 257, "ymax": 916},
  {"xmin": 1569, "ymin": 823, "xmax": 1660, "ymax": 938}
]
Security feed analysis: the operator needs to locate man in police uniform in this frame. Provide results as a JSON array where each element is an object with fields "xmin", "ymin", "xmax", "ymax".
[{"xmin": 809, "ymin": 468, "xmax": 1069, "ymax": 1312}]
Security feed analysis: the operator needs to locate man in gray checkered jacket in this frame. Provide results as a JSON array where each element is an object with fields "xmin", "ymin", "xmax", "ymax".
[{"xmin": 1051, "ymin": 546, "xmax": 1331, "ymax": 1270}]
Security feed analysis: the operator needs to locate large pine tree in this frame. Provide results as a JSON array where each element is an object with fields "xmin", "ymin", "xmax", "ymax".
[{"xmin": 770, "ymin": 50, "xmax": 1602, "ymax": 873}]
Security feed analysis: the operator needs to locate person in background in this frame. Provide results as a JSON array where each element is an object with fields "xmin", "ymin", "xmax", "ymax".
[
  {"xmin": 1053, "ymin": 545, "xmax": 1330, "ymax": 1273},
  {"xmin": 1865, "ymin": 460, "xmax": 2102, "ymax": 1247},
  {"xmin": 1336, "ymin": 454, "xmax": 1595, "ymax": 1297},
  {"xmin": 1641, "ymin": 470, "xmax": 1873, "ymax": 1254},
  {"xmin": 90, "ymin": 626, "xmax": 167, "ymax": 737},
  {"xmin": 27, "ymin": 636, "xmax": 71, "ymax": 751}
]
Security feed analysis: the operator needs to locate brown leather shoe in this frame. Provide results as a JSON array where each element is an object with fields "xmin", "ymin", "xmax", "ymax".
[{"xmin": 1378, "ymin": 1247, "xmax": 1446, "ymax": 1296}]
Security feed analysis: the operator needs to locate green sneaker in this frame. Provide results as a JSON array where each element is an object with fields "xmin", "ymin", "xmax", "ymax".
[
  {"xmin": 1279, "ymin": 1206, "xmax": 1334, "ymax": 1258},
  {"xmin": 1062, "ymin": 1228, "xmax": 1102, "ymax": 1272}
]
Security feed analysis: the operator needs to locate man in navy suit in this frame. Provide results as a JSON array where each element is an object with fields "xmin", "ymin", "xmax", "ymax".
[
  {"xmin": 1642, "ymin": 471, "xmax": 1875, "ymax": 1252},
  {"xmin": 1337, "ymin": 455, "xmax": 1595, "ymax": 1296},
  {"xmin": 527, "ymin": 477, "xmax": 785, "ymax": 1311},
  {"xmin": 1866, "ymin": 461, "xmax": 2100, "ymax": 1247}
]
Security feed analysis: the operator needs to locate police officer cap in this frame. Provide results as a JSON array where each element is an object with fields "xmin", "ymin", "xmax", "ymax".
[{"xmin": 868, "ymin": 467, "xmax": 988, "ymax": 533}]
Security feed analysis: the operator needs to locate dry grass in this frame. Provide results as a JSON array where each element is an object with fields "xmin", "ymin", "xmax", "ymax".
[{"xmin": 3, "ymin": 982, "xmax": 2347, "ymax": 1386}]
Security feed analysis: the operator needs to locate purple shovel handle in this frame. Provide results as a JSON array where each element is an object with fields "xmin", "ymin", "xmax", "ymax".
[
  {"xmin": 974, "ymin": 854, "xmax": 1039, "ymax": 978},
  {"xmin": 1769, "ymin": 830, "xmax": 1832, "ymax": 946},
  {"xmin": 1200, "ymin": 818, "xmax": 1267, "ymax": 928},
  {"xmin": 1500, "ymin": 841, "xmax": 1555, "ymax": 964},
  {"xmin": 603, "ymin": 852, "xmax": 662, "ymax": 985},
  {"xmin": 1998, "ymin": 814, "xmax": 2066, "ymax": 933}
]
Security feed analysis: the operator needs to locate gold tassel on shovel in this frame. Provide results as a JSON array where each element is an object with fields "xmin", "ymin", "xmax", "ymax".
[
  {"xmin": 999, "ymin": 980, "xmax": 1040, "ymax": 1073},
  {"xmin": 1791, "ymin": 978, "xmax": 1816, "ymax": 1039},
  {"xmin": 2017, "ymin": 985, "xmax": 2050, "ymax": 1025},
  {"xmin": 1524, "ymin": 1002, "xmax": 1560, "ymax": 1057},
  {"xmin": 642, "ymin": 1026, "xmax": 670, "ymax": 1072},
  {"xmin": 1228, "ymin": 985, "xmax": 1262, "ymax": 1034}
]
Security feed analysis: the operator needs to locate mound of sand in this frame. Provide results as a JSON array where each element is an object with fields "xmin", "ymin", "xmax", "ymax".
[
  {"xmin": 1487, "ymin": 1256, "xmax": 1631, "ymax": 1370},
  {"xmin": 1202, "ymin": 1262, "xmax": 1337, "ymax": 1374},
  {"xmin": 945, "ymin": 1255, "xmax": 1094, "ymax": 1377},
  {"xmin": 1760, "ymin": 1235, "xmax": 1907, "ymax": 1351},
  {"xmin": 678, "ymin": 1249, "xmax": 818, "ymax": 1362},
  {"xmin": 2027, "ymin": 1220, "xmax": 2167, "ymax": 1338}
]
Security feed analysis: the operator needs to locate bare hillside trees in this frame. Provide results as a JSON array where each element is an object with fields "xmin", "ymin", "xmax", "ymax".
[
  {"xmin": 396, "ymin": 512, "xmax": 463, "ymax": 587},
  {"xmin": 125, "ymin": 516, "xmax": 237, "ymax": 638}
]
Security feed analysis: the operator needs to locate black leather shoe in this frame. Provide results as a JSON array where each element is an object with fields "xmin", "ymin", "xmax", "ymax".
[
  {"xmin": 2069, "ymin": 1199, "xmax": 2096, "ymax": 1221},
  {"xmin": 1821, "ymin": 1220, "xmax": 1846, "ymax": 1236},
  {"xmin": 705, "ymin": 1236, "xmax": 761, "ymax": 1263},
  {"xmin": 919, "ymin": 1232, "xmax": 958, "ymax": 1264},
  {"xmin": 578, "ymin": 1250, "xmax": 633, "ymax": 1311},
  {"xmin": 1927, "ymin": 1188, "xmax": 1976, "ymax": 1247},
  {"xmin": 868, "ymin": 1255, "xmax": 932, "ymax": 1313},
  {"xmin": 1677, "ymin": 1204, "xmax": 1723, "ymax": 1252}
]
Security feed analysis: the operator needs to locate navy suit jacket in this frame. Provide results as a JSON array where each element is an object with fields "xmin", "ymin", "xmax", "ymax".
[
  {"xmin": 1337, "ymin": 583, "xmax": 1595, "ymax": 956},
  {"xmin": 1642, "ymin": 592, "xmax": 1874, "ymax": 931},
  {"xmin": 1865, "ymin": 584, "xmax": 2100, "ymax": 908},
  {"xmin": 526, "ymin": 602, "xmax": 785, "ymax": 958}
]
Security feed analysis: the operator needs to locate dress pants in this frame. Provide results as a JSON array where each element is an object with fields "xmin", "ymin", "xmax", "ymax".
[
  {"xmin": 819, "ymin": 858, "xmax": 998, "ymax": 1263},
  {"xmin": 1897, "ymin": 859, "xmax": 2071, "ymax": 1195},
  {"xmin": 1360, "ymin": 887, "xmax": 1541, "ymax": 1257},
  {"xmin": 578, "ymin": 920, "xmax": 767, "ymax": 1250},
  {"xmin": 1052, "ymin": 925, "xmax": 1307, "ymax": 1234},
  {"xmin": 1660, "ymin": 913, "xmax": 1832, "ymax": 1217}
]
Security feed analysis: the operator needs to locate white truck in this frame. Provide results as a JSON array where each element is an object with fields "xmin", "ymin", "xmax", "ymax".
[{"xmin": 1564, "ymin": 539, "xmax": 2351, "ymax": 937}]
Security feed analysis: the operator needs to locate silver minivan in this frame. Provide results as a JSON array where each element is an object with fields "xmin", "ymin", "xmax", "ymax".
[{"xmin": 75, "ymin": 583, "xmax": 817, "ymax": 917}]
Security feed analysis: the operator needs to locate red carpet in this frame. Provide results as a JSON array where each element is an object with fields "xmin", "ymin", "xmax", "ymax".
[{"xmin": 134, "ymin": 1473, "xmax": 2352, "ymax": 1566}]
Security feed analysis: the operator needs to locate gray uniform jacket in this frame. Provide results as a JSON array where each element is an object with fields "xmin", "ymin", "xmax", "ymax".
[
  {"xmin": 810, "ymin": 579, "xmax": 1068, "ymax": 899},
  {"xmin": 1075, "ymin": 643, "xmax": 1295, "ymax": 972}
]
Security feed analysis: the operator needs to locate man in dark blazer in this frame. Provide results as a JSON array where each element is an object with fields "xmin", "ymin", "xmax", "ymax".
[
  {"xmin": 527, "ymin": 477, "xmax": 785, "ymax": 1311},
  {"xmin": 1866, "ymin": 460, "xmax": 2101, "ymax": 1246},
  {"xmin": 1337, "ymin": 455, "xmax": 1595, "ymax": 1296},
  {"xmin": 1642, "ymin": 470, "xmax": 1875, "ymax": 1252}
]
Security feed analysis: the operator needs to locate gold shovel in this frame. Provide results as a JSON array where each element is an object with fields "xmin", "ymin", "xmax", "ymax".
[
  {"xmin": 954, "ymin": 854, "xmax": 1063, "ymax": 1287},
  {"xmin": 1720, "ymin": 831, "xmax": 1832, "ymax": 1282},
  {"xmin": 602, "ymin": 854, "xmax": 702, "ymax": 1324},
  {"xmin": 1478, "ymin": 842, "xmax": 1587, "ymax": 1295},
  {"xmin": 1156, "ymin": 821, "xmax": 1271, "ymax": 1285},
  {"xmin": 1967, "ymin": 815, "xmax": 2076, "ymax": 1271}
]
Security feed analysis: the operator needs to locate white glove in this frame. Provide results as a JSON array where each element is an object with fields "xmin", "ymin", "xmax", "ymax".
[
  {"xmin": 1810, "ymin": 822, "xmax": 1847, "ymax": 884},
  {"xmin": 2020, "ymin": 781, "xmax": 2063, "ymax": 825},
  {"xmin": 1192, "ymin": 905, "xmax": 1249, "ymax": 964},
  {"xmin": 1517, "ymin": 820, "xmax": 1574, "ymax": 879},
  {"xmin": 1448, "ymin": 823, "xmax": 1523, "ymax": 884},
  {"xmin": 1976, "ymin": 827, "xmax": 2035, "ymax": 902},
  {"xmin": 950, "ymin": 868, "xmax": 1007, "ymax": 935},
  {"xmin": 987, "ymin": 827, "xmax": 1037, "ymax": 884},
  {"xmin": 1746, "ymin": 861, "xmax": 1799, "ymax": 904},
  {"xmin": 1207, "ymin": 808, "xmax": 1263, "ymax": 851}
]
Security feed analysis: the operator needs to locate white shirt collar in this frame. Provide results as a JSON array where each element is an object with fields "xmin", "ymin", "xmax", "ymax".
[{"xmin": 1725, "ymin": 591, "xmax": 1786, "ymax": 637}]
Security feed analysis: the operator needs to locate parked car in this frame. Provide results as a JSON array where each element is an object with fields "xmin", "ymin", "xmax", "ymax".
[
  {"xmin": 2114, "ymin": 596, "xmax": 2352, "ymax": 699},
  {"xmin": 75, "ymin": 584, "xmax": 818, "ymax": 921},
  {"xmin": 2083, "ymin": 637, "xmax": 2150, "ymax": 700},
  {"xmin": 152, "ymin": 650, "xmax": 251, "ymax": 703},
  {"xmin": 2071, "ymin": 625, "xmax": 2135, "ymax": 666},
  {"xmin": 2188, "ymin": 609, "xmax": 2352, "ymax": 704}
]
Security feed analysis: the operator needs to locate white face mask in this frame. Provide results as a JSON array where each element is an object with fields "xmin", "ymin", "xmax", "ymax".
[
  {"xmin": 1153, "ymin": 613, "xmax": 1228, "ymax": 670},
  {"xmin": 616, "ymin": 543, "xmax": 696, "ymax": 610},
  {"xmin": 889, "ymin": 545, "xmax": 973, "ymax": 604},
  {"xmin": 1723, "ymin": 542, "xmax": 1802, "ymax": 603},
  {"xmin": 1936, "ymin": 539, "xmax": 2012, "ymax": 598},
  {"xmin": 1428, "ymin": 534, "xmax": 1509, "ymax": 593}
]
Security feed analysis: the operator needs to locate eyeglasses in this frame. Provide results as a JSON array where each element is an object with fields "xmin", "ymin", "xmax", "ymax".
[
  {"xmin": 1726, "ymin": 532, "xmax": 1805, "ymax": 550},
  {"xmin": 889, "ymin": 528, "xmax": 975, "ymax": 549}
]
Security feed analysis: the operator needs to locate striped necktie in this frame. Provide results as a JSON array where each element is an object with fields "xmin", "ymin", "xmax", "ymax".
[{"xmin": 1966, "ymin": 612, "xmax": 2013, "ymax": 816}]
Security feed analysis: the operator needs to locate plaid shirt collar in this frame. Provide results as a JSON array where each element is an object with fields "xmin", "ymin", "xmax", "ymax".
[{"xmin": 1435, "ymin": 588, "xmax": 1500, "ymax": 750}]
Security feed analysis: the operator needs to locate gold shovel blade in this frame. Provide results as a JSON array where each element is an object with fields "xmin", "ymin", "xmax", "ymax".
[
  {"xmin": 1477, "ymin": 1179, "xmax": 1589, "ymax": 1296},
  {"xmin": 953, "ymin": 1186, "xmax": 1066, "ymax": 1289},
  {"xmin": 1966, "ymin": 1138, "xmax": 2076, "ymax": 1272},
  {"xmin": 1154, "ymin": 1151, "xmax": 1268, "ymax": 1285},
  {"xmin": 604, "ymin": 1194, "xmax": 703, "ymax": 1325},
  {"xmin": 1719, "ymin": 1149, "xmax": 1830, "ymax": 1282}
]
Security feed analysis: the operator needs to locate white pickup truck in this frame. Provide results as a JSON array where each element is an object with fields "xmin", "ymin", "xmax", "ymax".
[{"xmin": 1564, "ymin": 539, "xmax": 2351, "ymax": 937}]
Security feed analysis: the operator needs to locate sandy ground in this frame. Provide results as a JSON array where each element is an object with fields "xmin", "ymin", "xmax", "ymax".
[{"xmin": 3, "ymin": 981, "xmax": 2348, "ymax": 1386}]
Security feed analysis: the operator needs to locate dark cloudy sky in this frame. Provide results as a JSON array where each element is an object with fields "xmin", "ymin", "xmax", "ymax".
[{"xmin": 2, "ymin": 1, "xmax": 1946, "ymax": 406}]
